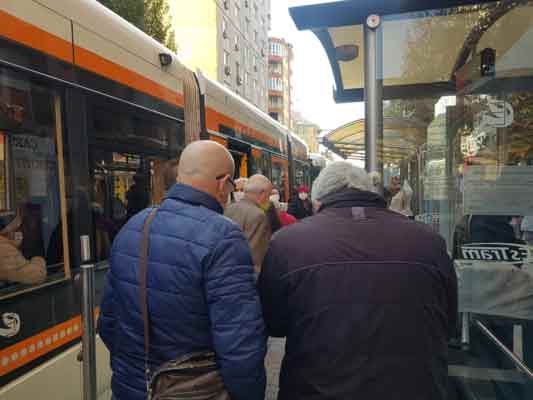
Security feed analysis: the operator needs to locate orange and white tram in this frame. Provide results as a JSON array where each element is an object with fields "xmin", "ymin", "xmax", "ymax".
[{"xmin": 0, "ymin": 1, "xmax": 314, "ymax": 398}]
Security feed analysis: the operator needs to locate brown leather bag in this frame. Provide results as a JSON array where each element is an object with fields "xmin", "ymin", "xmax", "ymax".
[{"xmin": 139, "ymin": 208, "xmax": 231, "ymax": 400}]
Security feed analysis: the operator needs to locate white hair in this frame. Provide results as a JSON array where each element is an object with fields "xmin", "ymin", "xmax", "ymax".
[
  {"xmin": 244, "ymin": 174, "xmax": 271, "ymax": 193},
  {"xmin": 312, "ymin": 161, "xmax": 372, "ymax": 202}
]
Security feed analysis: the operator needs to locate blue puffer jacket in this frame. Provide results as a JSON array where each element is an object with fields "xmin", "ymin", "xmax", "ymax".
[{"xmin": 98, "ymin": 184, "xmax": 267, "ymax": 400}]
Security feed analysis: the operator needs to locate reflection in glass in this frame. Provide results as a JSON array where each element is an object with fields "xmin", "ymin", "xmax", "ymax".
[{"xmin": 0, "ymin": 68, "xmax": 67, "ymax": 292}]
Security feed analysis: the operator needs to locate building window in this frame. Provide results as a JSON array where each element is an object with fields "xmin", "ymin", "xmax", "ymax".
[
  {"xmin": 269, "ymin": 96, "xmax": 282, "ymax": 108},
  {"xmin": 234, "ymin": 2, "xmax": 240, "ymax": 19},
  {"xmin": 269, "ymin": 77, "xmax": 283, "ymax": 91},
  {"xmin": 224, "ymin": 0, "xmax": 230, "ymax": 10},
  {"xmin": 269, "ymin": 62, "xmax": 282, "ymax": 75},
  {"xmin": 270, "ymin": 42, "xmax": 283, "ymax": 57},
  {"xmin": 222, "ymin": 18, "xmax": 228, "ymax": 39},
  {"xmin": 236, "ymin": 62, "xmax": 242, "ymax": 85},
  {"xmin": 224, "ymin": 51, "xmax": 230, "ymax": 68}
]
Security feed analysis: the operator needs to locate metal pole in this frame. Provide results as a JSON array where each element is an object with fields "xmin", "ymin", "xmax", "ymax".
[
  {"xmin": 80, "ymin": 235, "xmax": 97, "ymax": 400},
  {"xmin": 475, "ymin": 319, "xmax": 533, "ymax": 380},
  {"xmin": 364, "ymin": 14, "xmax": 384, "ymax": 193},
  {"xmin": 461, "ymin": 312, "xmax": 470, "ymax": 348}
]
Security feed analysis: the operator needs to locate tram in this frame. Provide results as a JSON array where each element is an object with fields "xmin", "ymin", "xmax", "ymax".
[{"xmin": 0, "ymin": 0, "xmax": 314, "ymax": 398}]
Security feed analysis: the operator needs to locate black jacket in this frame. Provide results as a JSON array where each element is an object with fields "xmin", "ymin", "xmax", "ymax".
[
  {"xmin": 259, "ymin": 189, "xmax": 457, "ymax": 400},
  {"xmin": 288, "ymin": 196, "xmax": 313, "ymax": 220}
]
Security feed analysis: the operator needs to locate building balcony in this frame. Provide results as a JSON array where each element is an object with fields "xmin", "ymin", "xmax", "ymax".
[
  {"xmin": 269, "ymin": 89, "xmax": 283, "ymax": 97},
  {"xmin": 268, "ymin": 54, "xmax": 283, "ymax": 62},
  {"xmin": 269, "ymin": 105, "xmax": 283, "ymax": 113}
]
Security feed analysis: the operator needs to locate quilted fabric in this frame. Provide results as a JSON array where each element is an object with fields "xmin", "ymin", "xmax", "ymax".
[{"xmin": 99, "ymin": 184, "xmax": 266, "ymax": 400}]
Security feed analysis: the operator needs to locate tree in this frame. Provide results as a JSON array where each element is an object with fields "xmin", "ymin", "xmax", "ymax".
[{"xmin": 97, "ymin": 0, "xmax": 176, "ymax": 52}]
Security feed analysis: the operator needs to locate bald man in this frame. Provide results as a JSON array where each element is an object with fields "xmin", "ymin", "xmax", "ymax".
[
  {"xmin": 225, "ymin": 174, "xmax": 273, "ymax": 273},
  {"xmin": 99, "ymin": 141, "xmax": 267, "ymax": 400}
]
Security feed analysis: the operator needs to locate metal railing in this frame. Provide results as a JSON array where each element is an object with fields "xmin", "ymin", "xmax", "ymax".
[{"xmin": 474, "ymin": 318, "xmax": 533, "ymax": 380}]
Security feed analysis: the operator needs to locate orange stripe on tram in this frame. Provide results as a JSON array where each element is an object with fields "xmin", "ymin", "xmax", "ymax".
[
  {"xmin": 74, "ymin": 46, "xmax": 184, "ymax": 108},
  {"xmin": 0, "ymin": 10, "xmax": 73, "ymax": 63},
  {"xmin": 0, "ymin": 10, "xmax": 184, "ymax": 108},
  {"xmin": 0, "ymin": 309, "xmax": 100, "ymax": 377},
  {"xmin": 205, "ymin": 108, "xmax": 280, "ymax": 151}
]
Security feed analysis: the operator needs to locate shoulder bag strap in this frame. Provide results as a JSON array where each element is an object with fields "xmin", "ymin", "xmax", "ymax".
[{"xmin": 139, "ymin": 207, "xmax": 159, "ymax": 382}]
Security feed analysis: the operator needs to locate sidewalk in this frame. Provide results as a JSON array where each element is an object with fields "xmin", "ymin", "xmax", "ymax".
[{"xmin": 266, "ymin": 338, "xmax": 285, "ymax": 400}]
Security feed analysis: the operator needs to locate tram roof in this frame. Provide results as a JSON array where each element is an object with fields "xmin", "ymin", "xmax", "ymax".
[{"xmin": 290, "ymin": 0, "xmax": 529, "ymax": 103}]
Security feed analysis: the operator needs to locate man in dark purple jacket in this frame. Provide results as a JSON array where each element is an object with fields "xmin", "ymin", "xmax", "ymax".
[{"xmin": 258, "ymin": 161, "xmax": 457, "ymax": 400}]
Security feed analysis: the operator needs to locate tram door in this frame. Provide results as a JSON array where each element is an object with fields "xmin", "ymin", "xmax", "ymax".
[
  {"xmin": 89, "ymin": 148, "xmax": 168, "ymax": 262},
  {"xmin": 86, "ymin": 94, "xmax": 182, "ymax": 262},
  {"xmin": 228, "ymin": 139, "xmax": 251, "ymax": 179}
]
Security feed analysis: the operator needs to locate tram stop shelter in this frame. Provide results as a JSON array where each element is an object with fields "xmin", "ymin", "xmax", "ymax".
[{"xmin": 291, "ymin": 0, "xmax": 533, "ymax": 398}]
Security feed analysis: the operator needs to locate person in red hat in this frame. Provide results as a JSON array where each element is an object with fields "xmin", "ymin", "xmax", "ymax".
[{"xmin": 288, "ymin": 185, "xmax": 313, "ymax": 220}]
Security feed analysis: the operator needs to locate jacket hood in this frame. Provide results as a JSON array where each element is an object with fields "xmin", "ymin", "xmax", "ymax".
[
  {"xmin": 319, "ymin": 188, "xmax": 387, "ymax": 212},
  {"xmin": 166, "ymin": 183, "xmax": 223, "ymax": 214}
]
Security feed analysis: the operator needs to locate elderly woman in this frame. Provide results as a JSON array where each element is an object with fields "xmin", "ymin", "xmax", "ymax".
[
  {"xmin": 288, "ymin": 185, "xmax": 313, "ymax": 220},
  {"xmin": 0, "ymin": 211, "xmax": 47, "ymax": 285},
  {"xmin": 232, "ymin": 177, "xmax": 248, "ymax": 203},
  {"xmin": 269, "ymin": 187, "xmax": 296, "ymax": 229},
  {"xmin": 258, "ymin": 161, "xmax": 457, "ymax": 400}
]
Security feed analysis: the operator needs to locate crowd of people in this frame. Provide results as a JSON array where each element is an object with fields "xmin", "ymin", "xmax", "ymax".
[{"xmin": 99, "ymin": 140, "xmax": 458, "ymax": 400}]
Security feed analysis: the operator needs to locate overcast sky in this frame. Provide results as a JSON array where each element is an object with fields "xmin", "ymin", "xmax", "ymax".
[{"xmin": 271, "ymin": 1, "xmax": 365, "ymax": 131}]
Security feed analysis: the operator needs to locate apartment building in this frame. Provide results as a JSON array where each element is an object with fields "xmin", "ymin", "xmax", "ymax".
[
  {"xmin": 169, "ymin": 0, "xmax": 271, "ymax": 111},
  {"xmin": 268, "ymin": 37, "xmax": 293, "ymax": 128},
  {"xmin": 295, "ymin": 121, "xmax": 321, "ymax": 153}
]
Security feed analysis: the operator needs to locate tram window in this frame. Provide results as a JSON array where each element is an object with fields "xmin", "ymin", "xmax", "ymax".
[
  {"xmin": 91, "ymin": 105, "xmax": 175, "ymax": 149},
  {"xmin": 88, "ymin": 100, "xmax": 182, "ymax": 262},
  {"xmin": 271, "ymin": 161, "xmax": 286, "ymax": 200},
  {"xmin": 0, "ymin": 68, "xmax": 68, "ymax": 295}
]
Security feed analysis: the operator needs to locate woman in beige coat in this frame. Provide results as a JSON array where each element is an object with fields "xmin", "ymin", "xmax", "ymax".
[{"xmin": 0, "ymin": 213, "xmax": 47, "ymax": 285}]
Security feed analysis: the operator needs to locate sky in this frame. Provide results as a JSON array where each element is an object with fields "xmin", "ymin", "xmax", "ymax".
[{"xmin": 270, "ymin": 1, "xmax": 365, "ymax": 131}]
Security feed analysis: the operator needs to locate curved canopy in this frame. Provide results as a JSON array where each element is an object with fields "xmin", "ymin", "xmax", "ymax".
[
  {"xmin": 323, "ymin": 117, "xmax": 427, "ymax": 163},
  {"xmin": 290, "ymin": 0, "xmax": 533, "ymax": 103}
]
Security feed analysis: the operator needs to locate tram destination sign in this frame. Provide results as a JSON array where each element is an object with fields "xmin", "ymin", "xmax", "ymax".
[{"xmin": 460, "ymin": 243, "xmax": 531, "ymax": 265}]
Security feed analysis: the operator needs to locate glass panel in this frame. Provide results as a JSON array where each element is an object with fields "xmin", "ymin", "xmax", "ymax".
[
  {"xmin": 88, "ymin": 99, "xmax": 183, "ymax": 262},
  {"xmin": 0, "ymin": 133, "xmax": 7, "ymax": 211},
  {"xmin": 382, "ymin": 3, "xmax": 533, "ymax": 396},
  {"xmin": 0, "ymin": 68, "xmax": 67, "ymax": 295},
  {"xmin": 382, "ymin": 3, "xmax": 533, "ymax": 87}
]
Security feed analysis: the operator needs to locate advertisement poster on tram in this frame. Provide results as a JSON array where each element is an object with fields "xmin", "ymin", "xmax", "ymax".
[{"xmin": 12, "ymin": 135, "xmax": 57, "ymax": 200}]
